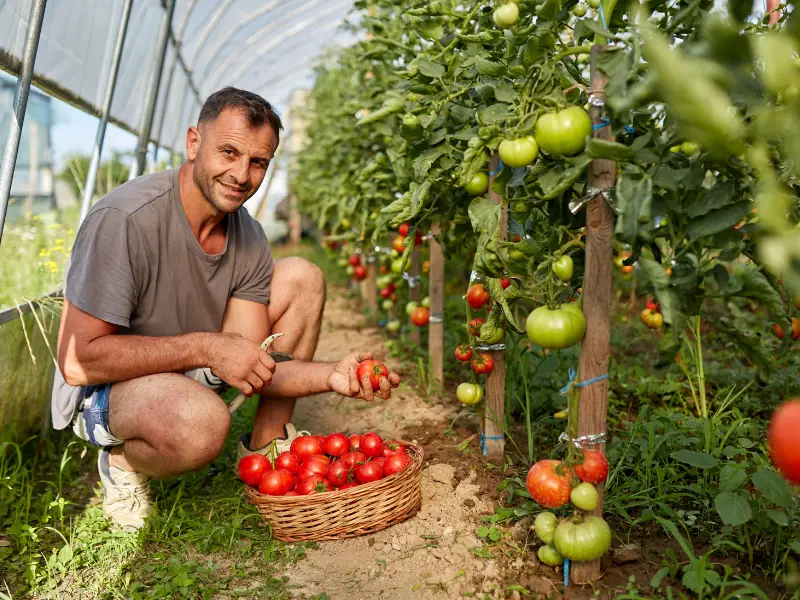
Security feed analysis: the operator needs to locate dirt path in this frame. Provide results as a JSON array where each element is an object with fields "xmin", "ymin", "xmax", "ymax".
[{"xmin": 280, "ymin": 296, "xmax": 506, "ymax": 600}]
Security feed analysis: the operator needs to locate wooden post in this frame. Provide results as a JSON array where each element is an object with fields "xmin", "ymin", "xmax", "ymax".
[
  {"xmin": 409, "ymin": 246, "xmax": 421, "ymax": 345},
  {"xmin": 571, "ymin": 44, "xmax": 616, "ymax": 586},
  {"xmin": 428, "ymin": 222, "xmax": 445, "ymax": 388},
  {"xmin": 365, "ymin": 260, "xmax": 378, "ymax": 322},
  {"xmin": 482, "ymin": 152, "xmax": 506, "ymax": 460}
]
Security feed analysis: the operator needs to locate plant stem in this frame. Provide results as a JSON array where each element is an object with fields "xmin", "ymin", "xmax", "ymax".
[{"xmin": 553, "ymin": 45, "xmax": 592, "ymax": 62}]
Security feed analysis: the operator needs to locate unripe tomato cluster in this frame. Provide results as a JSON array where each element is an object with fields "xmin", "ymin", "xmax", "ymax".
[{"xmin": 640, "ymin": 297, "xmax": 664, "ymax": 330}]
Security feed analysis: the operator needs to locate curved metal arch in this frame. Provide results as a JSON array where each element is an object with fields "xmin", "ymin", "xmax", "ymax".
[
  {"xmin": 176, "ymin": 0, "xmax": 199, "ymax": 39},
  {"xmin": 187, "ymin": 0, "xmax": 237, "ymax": 69},
  {"xmin": 206, "ymin": 0, "xmax": 351, "ymax": 93}
]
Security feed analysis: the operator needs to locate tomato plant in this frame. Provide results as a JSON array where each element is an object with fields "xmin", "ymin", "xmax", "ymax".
[{"xmin": 238, "ymin": 454, "xmax": 271, "ymax": 487}]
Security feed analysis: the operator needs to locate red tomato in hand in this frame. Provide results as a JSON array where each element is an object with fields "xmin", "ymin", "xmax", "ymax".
[
  {"xmin": 274, "ymin": 451, "xmax": 300, "ymax": 474},
  {"xmin": 471, "ymin": 353, "xmax": 495, "ymax": 375},
  {"xmin": 238, "ymin": 454, "xmax": 272, "ymax": 487},
  {"xmin": 769, "ymin": 399, "xmax": 800, "ymax": 484},
  {"xmin": 384, "ymin": 452, "xmax": 412, "ymax": 476},
  {"xmin": 499, "ymin": 277, "xmax": 511, "ymax": 290},
  {"xmin": 296, "ymin": 474, "xmax": 333, "ymax": 495},
  {"xmin": 355, "ymin": 460, "xmax": 385, "ymax": 484},
  {"xmin": 398, "ymin": 222, "xmax": 411, "ymax": 238},
  {"xmin": 360, "ymin": 432, "xmax": 384, "ymax": 458},
  {"xmin": 349, "ymin": 434, "xmax": 361, "ymax": 451},
  {"xmin": 574, "ymin": 450, "xmax": 609, "ymax": 484},
  {"xmin": 410, "ymin": 306, "xmax": 430, "ymax": 327},
  {"xmin": 454, "ymin": 344, "xmax": 473, "ymax": 362},
  {"xmin": 290, "ymin": 435, "xmax": 323, "ymax": 459},
  {"xmin": 324, "ymin": 432, "xmax": 351, "ymax": 457},
  {"xmin": 348, "ymin": 254, "xmax": 361, "ymax": 267},
  {"xmin": 258, "ymin": 468, "xmax": 295, "ymax": 496},
  {"xmin": 357, "ymin": 359, "xmax": 389, "ymax": 390},
  {"xmin": 342, "ymin": 451, "xmax": 367, "ymax": 469},
  {"xmin": 327, "ymin": 461, "xmax": 351, "ymax": 486},
  {"xmin": 526, "ymin": 460, "xmax": 572, "ymax": 508},
  {"xmin": 468, "ymin": 318, "xmax": 485, "ymax": 336},
  {"xmin": 466, "ymin": 284, "xmax": 491, "ymax": 309},
  {"xmin": 382, "ymin": 439, "xmax": 405, "ymax": 457}
]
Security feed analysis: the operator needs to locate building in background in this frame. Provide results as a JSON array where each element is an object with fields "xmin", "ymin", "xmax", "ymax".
[{"xmin": 0, "ymin": 80, "xmax": 56, "ymax": 221}]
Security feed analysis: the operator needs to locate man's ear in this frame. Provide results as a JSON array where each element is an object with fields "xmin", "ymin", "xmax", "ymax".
[{"xmin": 186, "ymin": 125, "xmax": 201, "ymax": 161}]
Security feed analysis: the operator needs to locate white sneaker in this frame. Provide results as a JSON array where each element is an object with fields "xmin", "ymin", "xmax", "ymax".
[
  {"xmin": 97, "ymin": 449, "xmax": 154, "ymax": 532},
  {"xmin": 236, "ymin": 423, "xmax": 311, "ymax": 464}
]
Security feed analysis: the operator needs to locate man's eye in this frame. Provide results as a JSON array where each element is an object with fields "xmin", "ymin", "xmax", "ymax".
[{"xmin": 224, "ymin": 149, "xmax": 234, "ymax": 155}]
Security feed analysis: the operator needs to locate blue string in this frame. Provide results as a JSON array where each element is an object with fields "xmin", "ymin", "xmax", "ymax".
[
  {"xmin": 623, "ymin": 124, "xmax": 636, "ymax": 134},
  {"xmin": 598, "ymin": 2, "xmax": 608, "ymax": 29},
  {"xmin": 559, "ymin": 367, "xmax": 609, "ymax": 395},
  {"xmin": 564, "ymin": 558, "xmax": 570, "ymax": 587},
  {"xmin": 488, "ymin": 158, "xmax": 504, "ymax": 176},
  {"xmin": 592, "ymin": 118, "xmax": 611, "ymax": 131},
  {"xmin": 480, "ymin": 431, "xmax": 504, "ymax": 456}
]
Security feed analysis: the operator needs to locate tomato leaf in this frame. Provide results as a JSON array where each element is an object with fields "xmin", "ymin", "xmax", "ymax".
[
  {"xmin": 485, "ymin": 277, "xmax": 524, "ymax": 334},
  {"xmin": 686, "ymin": 181, "xmax": 737, "ymax": 218},
  {"xmin": 586, "ymin": 138, "xmax": 634, "ymax": 162},
  {"xmin": 638, "ymin": 257, "xmax": 678, "ymax": 325},
  {"xmin": 457, "ymin": 138, "xmax": 489, "ymax": 187},
  {"xmin": 475, "ymin": 57, "xmax": 507, "ymax": 79},
  {"xmin": 413, "ymin": 145, "xmax": 449, "ymax": 179},
  {"xmin": 614, "ymin": 172, "xmax": 653, "ymax": 244},
  {"xmin": 686, "ymin": 201, "xmax": 751, "ymax": 241},
  {"xmin": 714, "ymin": 318, "xmax": 774, "ymax": 375},
  {"xmin": 714, "ymin": 491, "xmax": 752, "ymax": 526},
  {"xmin": 418, "ymin": 58, "xmax": 445, "ymax": 78},
  {"xmin": 538, "ymin": 155, "xmax": 592, "ymax": 200},
  {"xmin": 671, "ymin": 450, "xmax": 717, "ymax": 469},
  {"xmin": 357, "ymin": 94, "xmax": 405, "ymax": 125},
  {"xmin": 751, "ymin": 469, "xmax": 792, "ymax": 509}
]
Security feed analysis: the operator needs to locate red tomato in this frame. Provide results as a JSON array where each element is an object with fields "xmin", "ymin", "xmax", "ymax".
[
  {"xmin": 468, "ymin": 317, "xmax": 485, "ymax": 336},
  {"xmin": 384, "ymin": 452, "xmax": 412, "ymax": 476},
  {"xmin": 353, "ymin": 265, "xmax": 367, "ymax": 281},
  {"xmin": 258, "ymin": 468, "xmax": 295, "ymax": 496},
  {"xmin": 380, "ymin": 287, "xmax": 392, "ymax": 299},
  {"xmin": 348, "ymin": 254, "xmax": 361, "ymax": 267},
  {"xmin": 327, "ymin": 461, "xmax": 351, "ymax": 486},
  {"xmin": 392, "ymin": 235, "xmax": 406, "ymax": 254},
  {"xmin": 466, "ymin": 284, "xmax": 491, "ymax": 309},
  {"xmin": 324, "ymin": 432, "xmax": 351, "ymax": 457},
  {"xmin": 413, "ymin": 231, "xmax": 423, "ymax": 246},
  {"xmin": 274, "ymin": 451, "xmax": 300, "ymax": 474},
  {"xmin": 471, "ymin": 353, "xmax": 495, "ymax": 375},
  {"xmin": 382, "ymin": 439, "xmax": 405, "ymax": 457},
  {"xmin": 526, "ymin": 460, "xmax": 572, "ymax": 509},
  {"xmin": 285, "ymin": 491, "xmax": 300, "ymax": 496},
  {"xmin": 370, "ymin": 457, "xmax": 386, "ymax": 472},
  {"xmin": 360, "ymin": 432, "xmax": 384, "ymax": 458},
  {"xmin": 390, "ymin": 292, "xmax": 398, "ymax": 302},
  {"xmin": 769, "ymin": 399, "xmax": 800, "ymax": 484},
  {"xmin": 338, "ymin": 481, "xmax": 359, "ymax": 490},
  {"xmin": 349, "ymin": 434, "xmax": 361, "ymax": 451},
  {"xmin": 574, "ymin": 450, "xmax": 609, "ymax": 484},
  {"xmin": 645, "ymin": 298, "xmax": 659, "ymax": 311},
  {"xmin": 410, "ymin": 306, "xmax": 430, "ymax": 327},
  {"xmin": 296, "ymin": 474, "xmax": 333, "ymax": 495},
  {"xmin": 357, "ymin": 359, "xmax": 389, "ymax": 391},
  {"xmin": 355, "ymin": 460, "xmax": 385, "ymax": 484},
  {"xmin": 238, "ymin": 454, "xmax": 271, "ymax": 487},
  {"xmin": 297, "ymin": 455, "xmax": 330, "ymax": 481},
  {"xmin": 499, "ymin": 277, "xmax": 511, "ymax": 290},
  {"xmin": 398, "ymin": 222, "xmax": 410, "ymax": 238},
  {"xmin": 454, "ymin": 344, "xmax": 473, "ymax": 362},
  {"xmin": 342, "ymin": 451, "xmax": 367, "ymax": 469},
  {"xmin": 290, "ymin": 435, "xmax": 323, "ymax": 459}
]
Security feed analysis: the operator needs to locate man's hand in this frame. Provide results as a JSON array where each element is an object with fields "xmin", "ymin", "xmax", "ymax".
[
  {"xmin": 327, "ymin": 352, "xmax": 400, "ymax": 401},
  {"xmin": 203, "ymin": 332, "xmax": 276, "ymax": 396}
]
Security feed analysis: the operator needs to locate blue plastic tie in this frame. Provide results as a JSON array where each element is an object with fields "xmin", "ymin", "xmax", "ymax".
[
  {"xmin": 564, "ymin": 558, "xmax": 570, "ymax": 587},
  {"xmin": 623, "ymin": 124, "xmax": 636, "ymax": 134},
  {"xmin": 599, "ymin": 2, "xmax": 608, "ymax": 29},
  {"xmin": 488, "ymin": 158, "xmax": 504, "ymax": 176},
  {"xmin": 559, "ymin": 367, "xmax": 609, "ymax": 395},
  {"xmin": 592, "ymin": 117, "xmax": 611, "ymax": 131},
  {"xmin": 480, "ymin": 431, "xmax": 504, "ymax": 456}
]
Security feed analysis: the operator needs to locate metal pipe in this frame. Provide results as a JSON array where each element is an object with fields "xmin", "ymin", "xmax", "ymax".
[
  {"xmin": 0, "ymin": 0, "xmax": 47, "ymax": 246},
  {"xmin": 79, "ymin": 0, "xmax": 133, "ymax": 225},
  {"xmin": 132, "ymin": 0, "xmax": 176, "ymax": 178}
]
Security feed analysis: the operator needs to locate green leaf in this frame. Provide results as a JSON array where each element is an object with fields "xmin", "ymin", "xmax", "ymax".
[
  {"xmin": 714, "ymin": 319, "xmax": 774, "ymax": 375},
  {"xmin": 751, "ymin": 469, "xmax": 792, "ymax": 508},
  {"xmin": 615, "ymin": 173, "xmax": 653, "ymax": 244},
  {"xmin": 650, "ymin": 566, "xmax": 669, "ymax": 589},
  {"xmin": 586, "ymin": 138, "xmax": 634, "ymax": 162},
  {"xmin": 686, "ymin": 201, "xmax": 750, "ymax": 240},
  {"xmin": 469, "ymin": 197, "xmax": 501, "ymax": 237},
  {"xmin": 766, "ymin": 508, "xmax": 789, "ymax": 527},
  {"xmin": 485, "ymin": 277, "xmax": 524, "ymax": 335},
  {"xmin": 407, "ymin": 179, "xmax": 432, "ymax": 222},
  {"xmin": 418, "ymin": 58, "xmax": 445, "ymax": 78},
  {"xmin": 718, "ymin": 464, "xmax": 747, "ymax": 492},
  {"xmin": 638, "ymin": 258, "xmax": 678, "ymax": 325},
  {"xmin": 475, "ymin": 57, "xmax": 507, "ymax": 79},
  {"xmin": 413, "ymin": 145, "xmax": 448, "ymax": 179},
  {"xmin": 686, "ymin": 181, "xmax": 737, "ymax": 218},
  {"xmin": 714, "ymin": 491, "xmax": 752, "ymax": 526},
  {"xmin": 457, "ymin": 138, "xmax": 488, "ymax": 187},
  {"xmin": 726, "ymin": 265, "xmax": 786, "ymax": 321},
  {"xmin": 476, "ymin": 526, "xmax": 490, "ymax": 538},
  {"xmin": 671, "ymin": 450, "xmax": 717, "ymax": 469},
  {"xmin": 477, "ymin": 103, "xmax": 511, "ymax": 125},
  {"xmin": 494, "ymin": 84, "xmax": 517, "ymax": 103}
]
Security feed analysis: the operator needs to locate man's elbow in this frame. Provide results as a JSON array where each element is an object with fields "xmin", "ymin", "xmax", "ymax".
[{"xmin": 58, "ymin": 351, "xmax": 90, "ymax": 387}]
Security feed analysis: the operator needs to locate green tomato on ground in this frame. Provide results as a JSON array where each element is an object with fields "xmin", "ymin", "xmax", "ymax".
[
  {"xmin": 464, "ymin": 172, "xmax": 489, "ymax": 196},
  {"xmin": 552, "ymin": 255, "xmax": 574, "ymax": 281},
  {"xmin": 534, "ymin": 512, "xmax": 558, "ymax": 544},
  {"xmin": 534, "ymin": 107, "xmax": 592, "ymax": 156},
  {"xmin": 498, "ymin": 136, "xmax": 539, "ymax": 168},
  {"xmin": 570, "ymin": 482, "xmax": 599, "ymax": 511},
  {"xmin": 456, "ymin": 383, "xmax": 484, "ymax": 405},
  {"xmin": 538, "ymin": 544, "xmax": 565, "ymax": 566}
]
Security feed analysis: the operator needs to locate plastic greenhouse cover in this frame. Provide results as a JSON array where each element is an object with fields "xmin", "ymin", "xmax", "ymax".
[{"xmin": 0, "ymin": 0, "xmax": 359, "ymax": 150}]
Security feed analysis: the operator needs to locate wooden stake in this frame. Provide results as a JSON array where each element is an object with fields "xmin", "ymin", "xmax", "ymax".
[
  {"xmin": 483, "ymin": 152, "xmax": 506, "ymax": 460},
  {"xmin": 366, "ymin": 260, "xmax": 378, "ymax": 322},
  {"xmin": 409, "ymin": 246, "xmax": 421, "ymax": 345},
  {"xmin": 428, "ymin": 222, "xmax": 445, "ymax": 389},
  {"xmin": 571, "ymin": 44, "xmax": 616, "ymax": 586}
]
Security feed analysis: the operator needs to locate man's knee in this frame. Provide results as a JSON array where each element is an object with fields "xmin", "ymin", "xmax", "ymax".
[{"xmin": 275, "ymin": 257, "xmax": 326, "ymax": 303}]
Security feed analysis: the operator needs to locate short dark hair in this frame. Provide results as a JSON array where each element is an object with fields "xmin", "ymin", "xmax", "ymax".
[{"xmin": 198, "ymin": 86, "xmax": 284, "ymax": 146}]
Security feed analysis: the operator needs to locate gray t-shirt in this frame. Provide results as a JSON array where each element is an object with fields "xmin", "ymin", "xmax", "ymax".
[{"xmin": 51, "ymin": 167, "xmax": 274, "ymax": 429}]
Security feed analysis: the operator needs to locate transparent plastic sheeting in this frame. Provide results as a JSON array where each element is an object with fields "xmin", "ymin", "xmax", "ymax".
[{"xmin": 0, "ymin": 0, "xmax": 359, "ymax": 149}]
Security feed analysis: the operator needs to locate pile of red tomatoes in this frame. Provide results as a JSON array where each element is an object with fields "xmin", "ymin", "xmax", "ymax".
[{"xmin": 237, "ymin": 432, "xmax": 412, "ymax": 496}]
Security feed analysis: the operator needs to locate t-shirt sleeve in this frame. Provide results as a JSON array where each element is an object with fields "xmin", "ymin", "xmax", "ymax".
[
  {"xmin": 64, "ymin": 208, "xmax": 143, "ymax": 328},
  {"xmin": 231, "ymin": 231, "xmax": 274, "ymax": 305}
]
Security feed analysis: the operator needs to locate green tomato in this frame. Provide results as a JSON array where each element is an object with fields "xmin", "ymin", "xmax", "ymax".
[
  {"xmin": 346, "ymin": 265, "xmax": 355, "ymax": 276},
  {"xmin": 498, "ymin": 136, "xmax": 539, "ymax": 168},
  {"xmin": 337, "ymin": 258, "xmax": 349, "ymax": 268},
  {"xmin": 456, "ymin": 383, "xmax": 484, "ymax": 405},
  {"xmin": 669, "ymin": 145, "xmax": 681, "ymax": 153},
  {"xmin": 421, "ymin": 296, "xmax": 430, "ymax": 308},
  {"xmin": 538, "ymin": 544, "xmax": 565, "ymax": 566},
  {"xmin": 578, "ymin": 53, "xmax": 590, "ymax": 64},
  {"xmin": 386, "ymin": 319, "xmax": 401, "ymax": 333},
  {"xmin": 479, "ymin": 322, "xmax": 506, "ymax": 344},
  {"xmin": 377, "ymin": 274, "xmax": 393, "ymax": 289},
  {"xmin": 391, "ymin": 258, "xmax": 407, "ymax": 274},
  {"xmin": 572, "ymin": 3, "xmax": 587, "ymax": 16},
  {"xmin": 552, "ymin": 255, "xmax": 574, "ymax": 281},
  {"xmin": 381, "ymin": 299, "xmax": 394, "ymax": 311},
  {"xmin": 405, "ymin": 301, "xmax": 418, "ymax": 316},
  {"xmin": 464, "ymin": 172, "xmax": 489, "ymax": 196},
  {"xmin": 534, "ymin": 107, "xmax": 592, "ymax": 157},
  {"xmin": 526, "ymin": 304, "xmax": 586, "ymax": 350},
  {"xmin": 340, "ymin": 218, "xmax": 352, "ymax": 230},
  {"xmin": 369, "ymin": 211, "xmax": 379, "ymax": 220},
  {"xmin": 570, "ymin": 482, "xmax": 599, "ymax": 511},
  {"xmin": 493, "ymin": 2, "xmax": 519, "ymax": 28},
  {"xmin": 553, "ymin": 516, "xmax": 612, "ymax": 562},
  {"xmin": 534, "ymin": 511, "xmax": 558, "ymax": 544},
  {"xmin": 681, "ymin": 141, "xmax": 701, "ymax": 155},
  {"xmin": 391, "ymin": 249, "xmax": 400, "ymax": 259},
  {"xmin": 508, "ymin": 248, "xmax": 527, "ymax": 261},
  {"xmin": 587, "ymin": 0, "xmax": 600, "ymax": 8}
]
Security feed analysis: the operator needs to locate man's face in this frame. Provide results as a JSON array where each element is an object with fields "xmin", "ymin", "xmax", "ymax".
[{"xmin": 187, "ymin": 107, "xmax": 277, "ymax": 214}]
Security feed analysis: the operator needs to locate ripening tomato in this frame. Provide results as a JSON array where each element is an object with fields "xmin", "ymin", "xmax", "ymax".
[
  {"xmin": 526, "ymin": 304, "xmax": 586, "ymax": 350},
  {"xmin": 769, "ymin": 399, "xmax": 800, "ymax": 484},
  {"xmin": 382, "ymin": 439, "xmax": 405, "ymax": 457},
  {"xmin": 290, "ymin": 435, "xmax": 323, "ymax": 459},
  {"xmin": 296, "ymin": 474, "xmax": 333, "ymax": 495},
  {"xmin": 392, "ymin": 235, "xmax": 406, "ymax": 254},
  {"xmin": 422, "ymin": 260, "xmax": 431, "ymax": 275},
  {"xmin": 357, "ymin": 359, "xmax": 389, "ymax": 390},
  {"xmin": 553, "ymin": 516, "xmax": 612, "ymax": 561},
  {"xmin": 413, "ymin": 231, "xmax": 423, "ymax": 246},
  {"xmin": 464, "ymin": 172, "xmax": 489, "ymax": 195},
  {"xmin": 348, "ymin": 254, "xmax": 361, "ymax": 267},
  {"xmin": 645, "ymin": 298, "xmax": 659, "ymax": 311},
  {"xmin": 526, "ymin": 460, "xmax": 572, "ymax": 508},
  {"xmin": 384, "ymin": 452, "xmax": 412, "ymax": 476},
  {"xmin": 551, "ymin": 255, "xmax": 574, "ymax": 282},
  {"xmin": 258, "ymin": 468, "xmax": 295, "ymax": 496},
  {"xmin": 411, "ymin": 306, "xmax": 430, "ymax": 327},
  {"xmin": 640, "ymin": 308, "xmax": 663, "ymax": 330},
  {"xmin": 398, "ymin": 222, "xmax": 411, "ymax": 238},
  {"xmin": 454, "ymin": 344, "xmax": 473, "ymax": 362},
  {"xmin": 355, "ymin": 460, "xmax": 385, "ymax": 483},
  {"xmin": 534, "ymin": 107, "xmax": 592, "ymax": 156},
  {"xmin": 471, "ymin": 353, "xmax": 495, "ymax": 375},
  {"xmin": 499, "ymin": 277, "xmax": 511, "ymax": 289},
  {"xmin": 341, "ymin": 451, "xmax": 367, "ymax": 469},
  {"xmin": 466, "ymin": 284, "xmax": 491, "ymax": 309},
  {"xmin": 326, "ymin": 461, "xmax": 351, "ymax": 486},
  {"xmin": 468, "ymin": 317, "xmax": 485, "ymax": 336},
  {"xmin": 274, "ymin": 451, "xmax": 300, "ymax": 474},
  {"xmin": 324, "ymin": 432, "xmax": 351, "ymax": 457},
  {"xmin": 574, "ymin": 450, "xmax": 609, "ymax": 484},
  {"xmin": 349, "ymin": 434, "xmax": 361, "ymax": 451},
  {"xmin": 360, "ymin": 432, "xmax": 384, "ymax": 458},
  {"xmin": 238, "ymin": 454, "xmax": 272, "ymax": 487}
]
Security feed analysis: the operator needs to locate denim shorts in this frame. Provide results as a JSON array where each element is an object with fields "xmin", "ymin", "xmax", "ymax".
[{"xmin": 71, "ymin": 384, "xmax": 124, "ymax": 448}]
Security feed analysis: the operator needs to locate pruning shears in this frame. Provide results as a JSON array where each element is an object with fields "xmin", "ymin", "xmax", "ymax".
[{"xmin": 228, "ymin": 333, "xmax": 293, "ymax": 414}]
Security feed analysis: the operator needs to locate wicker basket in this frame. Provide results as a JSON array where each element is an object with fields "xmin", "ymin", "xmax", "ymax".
[{"xmin": 245, "ymin": 441, "xmax": 424, "ymax": 542}]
